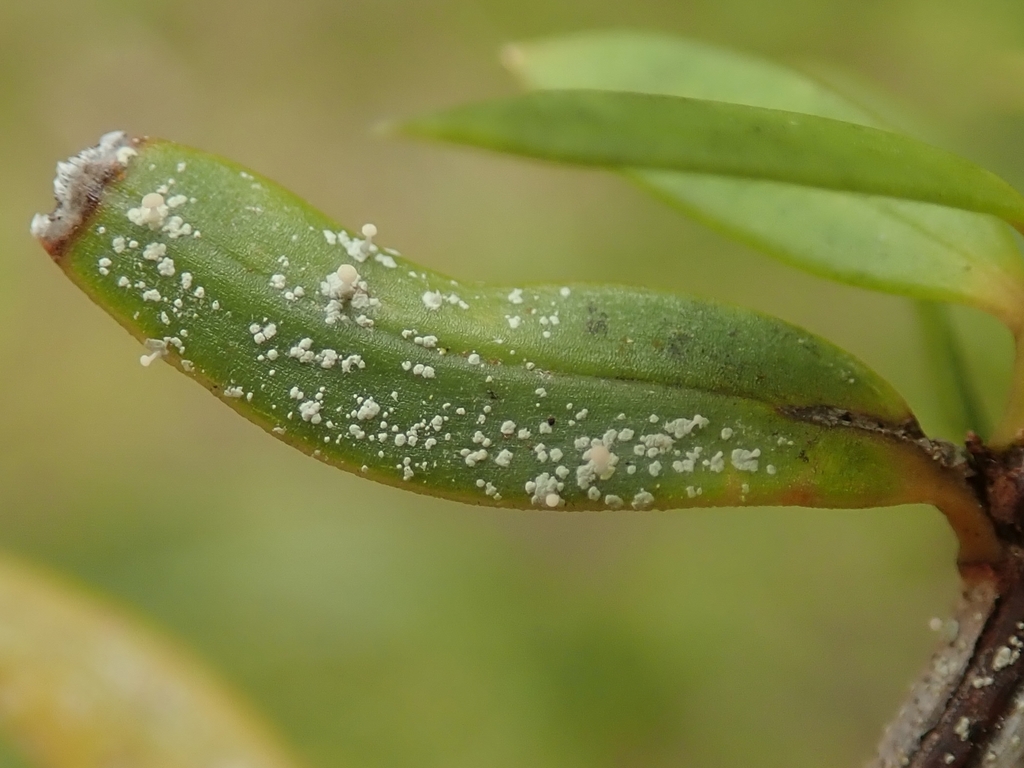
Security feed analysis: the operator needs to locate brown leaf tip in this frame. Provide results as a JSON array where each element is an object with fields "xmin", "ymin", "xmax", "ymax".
[{"xmin": 30, "ymin": 131, "xmax": 141, "ymax": 259}]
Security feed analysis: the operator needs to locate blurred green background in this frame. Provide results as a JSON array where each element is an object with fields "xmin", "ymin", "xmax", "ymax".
[{"xmin": 4, "ymin": 0, "xmax": 1024, "ymax": 765}]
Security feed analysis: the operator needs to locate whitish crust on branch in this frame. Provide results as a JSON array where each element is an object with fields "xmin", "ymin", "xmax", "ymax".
[
  {"xmin": 984, "ymin": 686, "xmax": 1024, "ymax": 765},
  {"xmin": 870, "ymin": 579, "xmax": 998, "ymax": 768},
  {"xmin": 31, "ymin": 131, "xmax": 138, "ymax": 256}
]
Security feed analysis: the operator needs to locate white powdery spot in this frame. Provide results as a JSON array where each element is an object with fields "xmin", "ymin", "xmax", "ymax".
[
  {"xmin": 422, "ymin": 291, "xmax": 443, "ymax": 311},
  {"xmin": 411, "ymin": 364, "xmax": 436, "ymax": 379},
  {"xmin": 442, "ymin": 293, "xmax": 469, "ymax": 310},
  {"xmin": 128, "ymin": 192, "xmax": 169, "ymax": 230},
  {"xmin": 336, "ymin": 353, "xmax": 365, "ymax": 372},
  {"xmin": 525, "ymin": 472, "xmax": 562, "ymax": 506},
  {"xmin": 321, "ymin": 264, "xmax": 379, "ymax": 324},
  {"xmin": 299, "ymin": 400, "xmax": 323, "ymax": 424},
  {"xmin": 638, "ymin": 433, "xmax": 674, "ymax": 457},
  {"xmin": 143, "ymin": 242, "xmax": 167, "ymax": 261},
  {"xmin": 162, "ymin": 215, "xmax": 192, "ymax": 238},
  {"xmin": 631, "ymin": 490, "xmax": 655, "ymax": 510},
  {"xmin": 156, "ymin": 257, "xmax": 176, "ymax": 277},
  {"xmin": 730, "ymin": 448, "xmax": 760, "ymax": 472},
  {"xmin": 663, "ymin": 414, "xmax": 709, "ymax": 439},
  {"xmin": 508, "ymin": 288, "xmax": 524, "ymax": 305},
  {"xmin": 672, "ymin": 447, "xmax": 702, "ymax": 474},
  {"xmin": 139, "ymin": 338, "xmax": 169, "ymax": 367},
  {"xmin": 576, "ymin": 444, "xmax": 618, "ymax": 490},
  {"xmin": 289, "ymin": 338, "xmax": 320, "ymax": 363},
  {"xmin": 356, "ymin": 398, "xmax": 381, "ymax": 421},
  {"xmin": 252, "ymin": 323, "xmax": 277, "ymax": 344},
  {"xmin": 464, "ymin": 449, "xmax": 488, "ymax": 467}
]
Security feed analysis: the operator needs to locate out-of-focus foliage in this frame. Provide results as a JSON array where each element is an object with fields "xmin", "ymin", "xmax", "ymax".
[
  {"xmin": 404, "ymin": 90, "xmax": 1024, "ymax": 255},
  {"xmin": 4, "ymin": 1, "xmax": 1024, "ymax": 767},
  {"xmin": 501, "ymin": 31, "xmax": 1024, "ymax": 335},
  {"xmin": 0, "ymin": 555, "xmax": 301, "ymax": 768}
]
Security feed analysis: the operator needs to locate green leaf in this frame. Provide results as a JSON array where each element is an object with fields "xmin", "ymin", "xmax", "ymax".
[
  {"xmin": 503, "ymin": 32, "xmax": 1024, "ymax": 332},
  {"xmin": 400, "ymin": 90, "xmax": 1024, "ymax": 239},
  {"xmin": 915, "ymin": 301, "xmax": 990, "ymax": 438},
  {"xmin": 31, "ymin": 134, "xmax": 998, "ymax": 563},
  {"xmin": 0, "ymin": 554, "xmax": 300, "ymax": 768}
]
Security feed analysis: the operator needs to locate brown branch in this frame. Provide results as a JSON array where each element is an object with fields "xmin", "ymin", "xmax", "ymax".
[{"xmin": 870, "ymin": 439, "xmax": 1024, "ymax": 768}]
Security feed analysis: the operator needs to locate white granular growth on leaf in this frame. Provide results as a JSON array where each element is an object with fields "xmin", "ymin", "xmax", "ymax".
[
  {"xmin": 730, "ymin": 448, "xmax": 760, "ymax": 472},
  {"xmin": 143, "ymin": 242, "xmax": 167, "ymax": 261},
  {"xmin": 139, "ymin": 338, "xmax": 168, "ymax": 367},
  {"xmin": 128, "ymin": 192, "xmax": 169, "ymax": 230},
  {"xmin": 356, "ymin": 398, "xmax": 381, "ymax": 421},
  {"xmin": 422, "ymin": 291, "xmax": 443, "ymax": 311},
  {"xmin": 631, "ymin": 491, "xmax": 655, "ymax": 510}
]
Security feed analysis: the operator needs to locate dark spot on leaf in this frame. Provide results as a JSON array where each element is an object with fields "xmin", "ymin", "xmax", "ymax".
[
  {"xmin": 547, "ymin": 416, "xmax": 556, "ymax": 426},
  {"xmin": 585, "ymin": 304, "xmax": 609, "ymax": 336},
  {"xmin": 664, "ymin": 329, "xmax": 693, "ymax": 360}
]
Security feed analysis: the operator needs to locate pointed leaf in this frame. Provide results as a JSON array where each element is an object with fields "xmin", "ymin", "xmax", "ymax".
[
  {"xmin": 503, "ymin": 32, "xmax": 1024, "ymax": 332},
  {"xmin": 400, "ymin": 90, "xmax": 1024, "ymax": 237},
  {"xmin": 31, "ymin": 134, "xmax": 999, "ymax": 563}
]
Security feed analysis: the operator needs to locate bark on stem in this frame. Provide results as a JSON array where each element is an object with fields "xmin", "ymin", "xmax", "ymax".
[{"xmin": 871, "ymin": 440, "xmax": 1024, "ymax": 767}]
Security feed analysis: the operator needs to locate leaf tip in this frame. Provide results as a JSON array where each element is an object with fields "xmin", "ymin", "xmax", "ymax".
[{"xmin": 32, "ymin": 131, "xmax": 143, "ymax": 260}]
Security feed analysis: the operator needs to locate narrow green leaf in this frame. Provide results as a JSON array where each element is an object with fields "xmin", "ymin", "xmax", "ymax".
[
  {"xmin": 915, "ymin": 301, "xmax": 990, "ymax": 438},
  {"xmin": 503, "ymin": 32, "xmax": 1024, "ymax": 332},
  {"xmin": 400, "ymin": 90, "xmax": 1024, "ymax": 238},
  {"xmin": 31, "ymin": 134, "xmax": 999, "ymax": 563}
]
